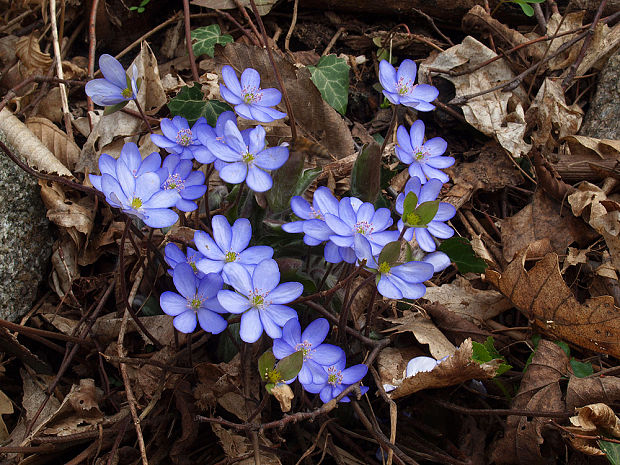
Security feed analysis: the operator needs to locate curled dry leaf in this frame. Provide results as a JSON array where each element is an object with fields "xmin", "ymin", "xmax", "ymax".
[
  {"xmin": 554, "ymin": 135, "xmax": 620, "ymax": 182},
  {"xmin": 565, "ymin": 403, "xmax": 620, "ymax": 456},
  {"xmin": 422, "ymin": 301, "xmax": 494, "ymax": 345},
  {"xmin": 492, "ymin": 340, "xmax": 568, "ymax": 464},
  {"xmin": 0, "ymin": 109, "xmax": 73, "ymax": 177},
  {"xmin": 26, "ymin": 117, "xmax": 80, "ymax": 170},
  {"xmin": 566, "ymin": 372, "xmax": 620, "ymax": 410},
  {"xmin": 131, "ymin": 41, "xmax": 167, "ymax": 115},
  {"xmin": 423, "ymin": 276, "xmax": 512, "ymax": 324},
  {"xmin": 39, "ymin": 180, "xmax": 95, "ymax": 240},
  {"xmin": 500, "ymin": 190, "xmax": 592, "ymax": 261},
  {"xmin": 210, "ymin": 424, "xmax": 282, "ymax": 465},
  {"xmin": 381, "ymin": 338, "xmax": 502, "ymax": 400},
  {"xmin": 420, "ymin": 37, "xmax": 530, "ymax": 157},
  {"xmin": 0, "ymin": 389, "xmax": 14, "ymax": 442},
  {"xmin": 271, "ymin": 383, "xmax": 294, "ymax": 413},
  {"xmin": 486, "ymin": 248, "xmax": 620, "ymax": 359},
  {"xmin": 383, "ymin": 310, "xmax": 456, "ymax": 360},
  {"xmin": 15, "ymin": 33, "xmax": 53, "ymax": 75},
  {"xmin": 49, "ymin": 236, "xmax": 79, "ymax": 299}
]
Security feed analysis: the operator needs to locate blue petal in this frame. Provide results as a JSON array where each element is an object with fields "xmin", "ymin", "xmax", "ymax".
[
  {"xmin": 240, "ymin": 309, "xmax": 263, "ymax": 343},
  {"xmin": 217, "ymin": 289, "xmax": 251, "ymax": 313},
  {"xmin": 273, "ymin": 338, "xmax": 294, "ymax": 359},
  {"xmin": 269, "ymin": 282, "xmax": 303, "ymax": 304},
  {"xmin": 173, "ymin": 311, "xmax": 197, "ymax": 333},
  {"xmin": 238, "ymin": 246, "xmax": 274, "ymax": 264},
  {"xmin": 422, "ymin": 251, "xmax": 451, "ymax": 273},
  {"xmin": 282, "ymin": 318, "xmax": 301, "ymax": 347},
  {"xmin": 379, "ymin": 60, "xmax": 397, "ymax": 93},
  {"xmin": 222, "ymin": 263, "xmax": 253, "ymax": 295},
  {"xmin": 341, "ymin": 364, "xmax": 368, "ymax": 384},
  {"xmin": 377, "ymin": 276, "xmax": 403, "ymax": 299},
  {"xmin": 254, "ymin": 146, "xmax": 289, "ymax": 170},
  {"xmin": 219, "ymin": 162, "xmax": 248, "ymax": 184},
  {"xmin": 221, "ymin": 65, "xmax": 242, "ymax": 95},
  {"xmin": 85, "ymin": 80, "xmax": 125, "ymax": 106},
  {"xmin": 99, "ymin": 54, "xmax": 127, "ymax": 88},
  {"xmin": 415, "ymin": 228, "xmax": 436, "ymax": 252},
  {"xmin": 246, "ymin": 166, "xmax": 272, "ymax": 192},
  {"xmin": 160, "ymin": 292, "xmax": 188, "ymax": 316},
  {"xmin": 252, "ymin": 259, "xmax": 280, "ymax": 292},
  {"xmin": 313, "ymin": 344, "xmax": 345, "ymax": 366},
  {"xmin": 197, "ymin": 308, "xmax": 227, "ymax": 334},
  {"xmin": 172, "ymin": 263, "xmax": 197, "ymax": 299},
  {"xmin": 194, "ymin": 230, "xmax": 225, "ymax": 260},
  {"xmin": 313, "ymin": 187, "xmax": 339, "ymax": 215},
  {"xmin": 260, "ymin": 312, "xmax": 283, "ymax": 339},
  {"xmin": 143, "ymin": 208, "xmax": 178, "ymax": 228},
  {"xmin": 301, "ymin": 318, "xmax": 329, "ymax": 347},
  {"xmin": 212, "ymin": 215, "xmax": 232, "ymax": 251},
  {"xmin": 265, "ymin": 304, "xmax": 298, "ymax": 326}
]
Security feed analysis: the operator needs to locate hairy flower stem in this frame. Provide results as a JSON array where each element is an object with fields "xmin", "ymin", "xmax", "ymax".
[
  {"xmin": 379, "ymin": 104, "xmax": 399, "ymax": 157},
  {"xmin": 134, "ymin": 99, "xmax": 153, "ymax": 134},
  {"xmin": 339, "ymin": 272, "xmax": 376, "ymax": 345}
]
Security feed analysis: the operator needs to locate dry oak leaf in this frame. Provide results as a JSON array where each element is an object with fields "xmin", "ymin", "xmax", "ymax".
[
  {"xmin": 382, "ymin": 338, "xmax": 502, "ymax": 400},
  {"xmin": 486, "ymin": 248, "xmax": 620, "ymax": 358},
  {"xmin": 26, "ymin": 117, "xmax": 80, "ymax": 170},
  {"xmin": 491, "ymin": 340, "xmax": 568, "ymax": 465}
]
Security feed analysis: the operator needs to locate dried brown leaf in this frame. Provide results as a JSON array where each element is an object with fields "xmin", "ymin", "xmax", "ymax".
[
  {"xmin": 132, "ymin": 42, "xmax": 167, "ymax": 115},
  {"xmin": 210, "ymin": 424, "xmax": 282, "ymax": 465},
  {"xmin": 26, "ymin": 117, "xmax": 80, "ymax": 170},
  {"xmin": 49, "ymin": 236, "xmax": 79, "ymax": 299},
  {"xmin": 570, "ymin": 403, "xmax": 620, "ymax": 436},
  {"xmin": 566, "ymin": 375, "xmax": 620, "ymax": 410},
  {"xmin": 491, "ymin": 340, "xmax": 568, "ymax": 465},
  {"xmin": 191, "ymin": 0, "xmax": 277, "ymax": 15},
  {"xmin": 383, "ymin": 338, "xmax": 502, "ymax": 399},
  {"xmin": 15, "ymin": 33, "xmax": 53, "ymax": 75},
  {"xmin": 271, "ymin": 384, "xmax": 294, "ymax": 413},
  {"xmin": 39, "ymin": 180, "xmax": 95, "ymax": 240},
  {"xmin": 486, "ymin": 249, "xmax": 620, "ymax": 358}
]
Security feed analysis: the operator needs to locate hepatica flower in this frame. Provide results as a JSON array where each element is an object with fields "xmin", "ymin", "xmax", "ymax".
[
  {"xmin": 164, "ymin": 243, "xmax": 205, "ymax": 279},
  {"xmin": 209, "ymin": 120, "xmax": 288, "ymax": 192},
  {"xmin": 217, "ymin": 259, "xmax": 303, "ymax": 343},
  {"xmin": 220, "ymin": 65, "xmax": 286, "ymax": 123},
  {"xmin": 90, "ymin": 144, "xmax": 179, "ymax": 228},
  {"xmin": 354, "ymin": 235, "xmax": 434, "ymax": 300},
  {"xmin": 379, "ymin": 59, "xmax": 438, "ymax": 111},
  {"xmin": 395, "ymin": 177, "xmax": 455, "ymax": 252},
  {"xmin": 159, "ymin": 154, "xmax": 206, "ymax": 212},
  {"xmin": 195, "ymin": 215, "xmax": 273, "ymax": 278},
  {"xmin": 273, "ymin": 318, "xmax": 344, "ymax": 385},
  {"xmin": 282, "ymin": 187, "xmax": 340, "ymax": 246},
  {"xmin": 152, "ymin": 116, "xmax": 214, "ymax": 161},
  {"xmin": 324, "ymin": 197, "xmax": 399, "ymax": 263},
  {"xmin": 160, "ymin": 263, "xmax": 227, "ymax": 334},
  {"xmin": 396, "ymin": 120, "xmax": 453, "ymax": 184},
  {"xmin": 304, "ymin": 356, "xmax": 369, "ymax": 403},
  {"xmin": 195, "ymin": 111, "xmax": 238, "ymax": 165},
  {"xmin": 85, "ymin": 54, "xmax": 138, "ymax": 106}
]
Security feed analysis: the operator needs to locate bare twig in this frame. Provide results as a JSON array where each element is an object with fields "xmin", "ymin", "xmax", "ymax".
[
  {"xmin": 87, "ymin": 0, "xmax": 100, "ymax": 125},
  {"xmin": 284, "ymin": 0, "xmax": 299, "ymax": 52},
  {"xmin": 116, "ymin": 11, "xmax": 182, "ymax": 61},
  {"xmin": 49, "ymin": 0, "xmax": 73, "ymax": 141},
  {"xmin": 182, "ymin": 0, "xmax": 200, "ymax": 82},
  {"xmin": 323, "ymin": 26, "xmax": 346, "ymax": 56}
]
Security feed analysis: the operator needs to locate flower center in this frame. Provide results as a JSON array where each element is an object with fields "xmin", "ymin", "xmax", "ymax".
[
  {"xmin": 327, "ymin": 366, "xmax": 343, "ymax": 387},
  {"xmin": 378, "ymin": 262, "xmax": 391, "ymax": 274},
  {"xmin": 121, "ymin": 87, "xmax": 133, "ymax": 98},
  {"xmin": 249, "ymin": 289, "xmax": 269, "ymax": 310},
  {"xmin": 163, "ymin": 173, "xmax": 185, "ymax": 192},
  {"xmin": 354, "ymin": 221, "xmax": 374, "ymax": 236},
  {"xmin": 413, "ymin": 146, "xmax": 430, "ymax": 162},
  {"xmin": 242, "ymin": 150, "xmax": 255, "ymax": 164},
  {"xmin": 187, "ymin": 294, "xmax": 205, "ymax": 311},
  {"xmin": 267, "ymin": 369, "xmax": 282, "ymax": 384},
  {"xmin": 396, "ymin": 77, "xmax": 414, "ymax": 96},
  {"xmin": 405, "ymin": 212, "xmax": 423, "ymax": 226},
  {"xmin": 242, "ymin": 85, "xmax": 263, "ymax": 104},
  {"xmin": 310, "ymin": 207, "xmax": 324, "ymax": 220},
  {"xmin": 224, "ymin": 251, "xmax": 238, "ymax": 263},
  {"xmin": 176, "ymin": 129, "xmax": 193, "ymax": 146},
  {"xmin": 295, "ymin": 340, "xmax": 314, "ymax": 361},
  {"xmin": 130, "ymin": 197, "xmax": 143, "ymax": 209},
  {"xmin": 187, "ymin": 258, "xmax": 199, "ymax": 273}
]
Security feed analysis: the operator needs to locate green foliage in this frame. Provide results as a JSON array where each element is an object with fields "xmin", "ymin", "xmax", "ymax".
[
  {"xmin": 191, "ymin": 24, "xmax": 233, "ymax": 58},
  {"xmin": 103, "ymin": 100, "xmax": 129, "ymax": 116},
  {"xmin": 350, "ymin": 142, "xmax": 382, "ymax": 203},
  {"xmin": 438, "ymin": 237, "xmax": 488, "ymax": 274},
  {"xmin": 402, "ymin": 192, "xmax": 418, "ymax": 218},
  {"xmin": 258, "ymin": 350, "xmax": 303, "ymax": 394},
  {"xmin": 570, "ymin": 359, "xmax": 594, "ymax": 378},
  {"xmin": 600, "ymin": 440, "xmax": 620, "ymax": 465},
  {"xmin": 266, "ymin": 153, "xmax": 321, "ymax": 213},
  {"xmin": 130, "ymin": 0, "xmax": 151, "ymax": 13},
  {"xmin": 404, "ymin": 200, "xmax": 439, "ymax": 228},
  {"xmin": 308, "ymin": 55, "xmax": 350, "ymax": 115},
  {"xmin": 258, "ymin": 350, "xmax": 277, "ymax": 381},
  {"xmin": 472, "ymin": 337, "xmax": 511, "ymax": 376},
  {"xmin": 378, "ymin": 241, "xmax": 402, "ymax": 267},
  {"xmin": 508, "ymin": 0, "xmax": 545, "ymax": 16},
  {"xmin": 167, "ymin": 84, "xmax": 232, "ymax": 125}
]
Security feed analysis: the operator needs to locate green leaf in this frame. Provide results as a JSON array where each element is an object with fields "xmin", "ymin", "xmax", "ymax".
[
  {"xmin": 293, "ymin": 167, "xmax": 323, "ymax": 198},
  {"xmin": 103, "ymin": 100, "xmax": 129, "ymax": 116},
  {"xmin": 258, "ymin": 350, "xmax": 276, "ymax": 381},
  {"xmin": 350, "ymin": 142, "xmax": 382, "ymax": 203},
  {"xmin": 510, "ymin": 0, "xmax": 535, "ymax": 16},
  {"xmin": 554, "ymin": 340, "xmax": 571, "ymax": 358},
  {"xmin": 275, "ymin": 351, "xmax": 303, "ymax": 381},
  {"xmin": 308, "ymin": 55, "xmax": 350, "ymax": 115},
  {"xmin": 472, "ymin": 341, "xmax": 491, "ymax": 363},
  {"xmin": 472, "ymin": 337, "xmax": 512, "ymax": 377},
  {"xmin": 600, "ymin": 440, "xmax": 620, "ymax": 465},
  {"xmin": 378, "ymin": 241, "xmax": 402, "ymax": 266},
  {"xmin": 438, "ymin": 237, "xmax": 488, "ymax": 274},
  {"xmin": 265, "ymin": 382, "xmax": 275, "ymax": 394},
  {"xmin": 412, "ymin": 200, "xmax": 439, "ymax": 226},
  {"xmin": 570, "ymin": 359, "xmax": 593, "ymax": 378},
  {"xmin": 266, "ymin": 151, "xmax": 304, "ymax": 213},
  {"xmin": 402, "ymin": 192, "xmax": 418, "ymax": 218},
  {"xmin": 190, "ymin": 24, "xmax": 233, "ymax": 58},
  {"xmin": 167, "ymin": 84, "xmax": 232, "ymax": 125}
]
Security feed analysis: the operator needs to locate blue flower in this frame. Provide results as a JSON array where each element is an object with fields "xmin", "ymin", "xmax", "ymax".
[
  {"xmin": 354, "ymin": 235, "xmax": 434, "ymax": 300},
  {"xmin": 85, "ymin": 54, "xmax": 138, "ymax": 106},
  {"xmin": 220, "ymin": 66, "xmax": 286, "ymax": 123},
  {"xmin": 379, "ymin": 59, "xmax": 439, "ymax": 111},
  {"xmin": 282, "ymin": 187, "xmax": 340, "ymax": 246},
  {"xmin": 151, "ymin": 116, "xmax": 214, "ymax": 161},
  {"xmin": 208, "ymin": 121, "xmax": 289, "ymax": 192},
  {"xmin": 194, "ymin": 215, "xmax": 273, "ymax": 279},
  {"xmin": 396, "ymin": 121, "xmax": 454, "ymax": 184},
  {"xmin": 158, "ymin": 154, "xmax": 206, "ymax": 212},
  {"xmin": 217, "ymin": 259, "xmax": 302, "ymax": 343},
  {"xmin": 273, "ymin": 318, "xmax": 344, "ymax": 386},
  {"xmin": 324, "ymin": 197, "xmax": 399, "ymax": 264},
  {"xmin": 195, "ymin": 111, "xmax": 238, "ymax": 165},
  {"xmin": 395, "ymin": 177, "xmax": 456, "ymax": 252},
  {"xmin": 422, "ymin": 251, "xmax": 451, "ymax": 273},
  {"xmin": 164, "ymin": 243, "xmax": 206, "ymax": 278},
  {"xmin": 304, "ymin": 356, "xmax": 369, "ymax": 403},
  {"xmin": 91, "ymin": 144, "xmax": 179, "ymax": 228},
  {"xmin": 160, "ymin": 263, "xmax": 228, "ymax": 334}
]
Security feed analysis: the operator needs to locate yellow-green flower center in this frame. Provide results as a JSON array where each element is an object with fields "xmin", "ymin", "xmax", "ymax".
[
  {"xmin": 121, "ymin": 87, "xmax": 133, "ymax": 98},
  {"xmin": 176, "ymin": 129, "xmax": 193, "ymax": 147},
  {"xmin": 405, "ymin": 212, "xmax": 422, "ymax": 226},
  {"xmin": 242, "ymin": 151, "xmax": 255, "ymax": 164},
  {"xmin": 413, "ymin": 146, "xmax": 430, "ymax": 162},
  {"xmin": 224, "ymin": 251, "xmax": 238, "ymax": 263},
  {"xmin": 252, "ymin": 294, "xmax": 264, "ymax": 307},
  {"xmin": 130, "ymin": 197, "xmax": 143, "ymax": 209},
  {"xmin": 327, "ymin": 366, "xmax": 343, "ymax": 386},
  {"xmin": 378, "ymin": 262, "xmax": 391, "ymax": 274},
  {"xmin": 267, "ymin": 369, "xmax": 282, "ymax": 384},
  {"xmin": 189, "ymin": 298, "xmax": 202, "ymax": 310}
]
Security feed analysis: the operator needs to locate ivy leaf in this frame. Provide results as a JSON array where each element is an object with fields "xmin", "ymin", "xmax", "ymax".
[
  {"xmin": 438, "ymin": 237, "xmax": 488, "ymax": 274},
  {"xmin": 308, "ymin": 55, "xmax": 350, "ymax": 115},
  {"xmin": 258, "ymin": 350, "xmax": 276, "ymax": 381},
  {"xmin": 191, "ymin": 24, "xmax": 233, "ymax": 57},
  {"xmin": 275, "ymin": 351, "xmax": 303, "ymax": 381},
  {"xmin": 167, "ymin": 84, "xmax": 232, "ymax": 125}
]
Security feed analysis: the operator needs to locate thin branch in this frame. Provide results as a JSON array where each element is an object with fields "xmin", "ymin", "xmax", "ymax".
[{"xmin": 182, "ymin": 0, "xmax": 200, "ymax": 82}]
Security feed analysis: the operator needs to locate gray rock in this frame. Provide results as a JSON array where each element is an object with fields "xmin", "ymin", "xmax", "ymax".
[
  {"xmin": 580, "ymin": 47, "xmax": 620, "ymax": 140},
  {"xmin": 0, "ymin": 130, "xmax": 52, "ymax": 322}
]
